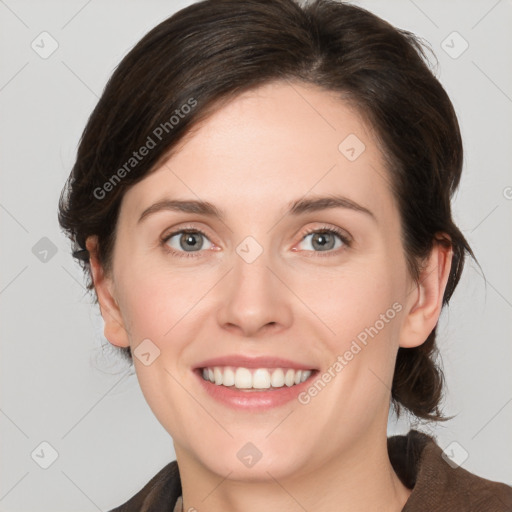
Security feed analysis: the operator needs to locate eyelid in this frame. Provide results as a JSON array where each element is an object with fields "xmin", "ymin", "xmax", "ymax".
[
  {"xmin": 292, "ymin": 224, "xmax": 352, "ymax": 254},
  {"xmin": 161, "ymin": 222, "xmax": 215, "ymax": 243},
  {"xmin": 160, "ymin": 223, "xmax": 218, "ymax": 258}
]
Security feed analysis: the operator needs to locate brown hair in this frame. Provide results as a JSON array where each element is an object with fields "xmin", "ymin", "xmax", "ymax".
[{"xmin": 58, "ymin": 0, "xmax": 475, "ymax": 422}]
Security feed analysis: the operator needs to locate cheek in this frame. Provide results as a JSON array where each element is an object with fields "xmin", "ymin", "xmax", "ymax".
[
  {"xmin": 116, "ymin": 267, "xmax": 205, "ymax": 431},
  {"xmin": 298, "ymin": 266, "xmax": 401, "ymax": 342},
  {"xmin": 117, "ymin": 265, "xmax": 213, "ymax": 344},
  {"xmin": 295, "ymin": 262, "xmax": 406, "ymax": 402}
]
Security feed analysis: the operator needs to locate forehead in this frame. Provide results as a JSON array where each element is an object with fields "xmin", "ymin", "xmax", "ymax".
[{"xmin": 120, "ymin": 80, "xmax": 395, "ymax": 224}]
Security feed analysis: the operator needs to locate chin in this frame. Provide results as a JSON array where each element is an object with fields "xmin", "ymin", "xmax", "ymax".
[{"xmin": 187, "ymin": 435, "xmax": 311, "ymax": 482}]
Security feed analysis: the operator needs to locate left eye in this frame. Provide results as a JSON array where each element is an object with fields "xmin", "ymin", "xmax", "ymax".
[
  {"xmin": 297, "ymin": 230, "xmax": 345, "ymax": 252},
  {"xmin": 164, "ymin": 230, "xmax": 213, "ymax": 253}
]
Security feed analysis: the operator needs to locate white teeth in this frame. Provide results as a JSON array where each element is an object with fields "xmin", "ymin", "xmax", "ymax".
[
  {"xmin": 270, "ymin": 368, "xmax": 285, "ymax": 388},
  {"xmin": 301, "ymin": 370, "xmax": 311, "ymax": 382},
  {"xmin": 234, "ymin": 367, "xmax": 252, "ymax": 389},
  {"xmin": 201, "ymin": 366, "xmax": 313, "ymax": 390},
  {"xmin": 285, "ymin": 369, "xmax": 295, "ymax": 387},
  {"xmin": 253, "ymin": 369, "xmax": 271, "ymax": 389},
  {"xmin": 214, "ymin": 367, "xmax": 223, "ymax": 385},
  {"xmin": 223, "ymin": 367, "xmax": 235, "ymax": 386}
]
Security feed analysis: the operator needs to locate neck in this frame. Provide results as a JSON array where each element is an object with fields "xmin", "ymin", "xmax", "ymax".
[{"xmin": 175, "ymin": 427, "xmax": 412, "ymax": 512}]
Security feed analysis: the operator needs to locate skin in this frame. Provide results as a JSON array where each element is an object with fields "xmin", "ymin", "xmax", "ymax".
[{"xmin": 87, "ymin": 80, "xmax": 452, "ymax": 512}]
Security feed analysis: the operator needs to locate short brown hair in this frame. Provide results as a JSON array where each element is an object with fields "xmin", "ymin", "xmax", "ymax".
[{"xmin": 58, "ymin": 0, "xmax": 475, "ymax": 422}]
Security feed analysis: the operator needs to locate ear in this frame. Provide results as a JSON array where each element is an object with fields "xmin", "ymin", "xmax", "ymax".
[
  {"xmin": 86, "ymin": 236, "xmax": 130, "ymax": 348},
  {"xmin": 399, "ymin": 237, "xmax": 453, "ymax": 348}
]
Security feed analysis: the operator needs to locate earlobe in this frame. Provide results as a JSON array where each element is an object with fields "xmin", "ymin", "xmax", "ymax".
[
  {"xmin": 399, "ymin": 239, "xmax": 453, "ymax": 349},
  {"xmin": 85, "ymin": 236, "xmax": 130, "ymax": 348}
]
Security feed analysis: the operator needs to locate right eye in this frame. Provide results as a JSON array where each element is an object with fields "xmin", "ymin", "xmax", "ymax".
[{"xmin": 162, "ymin": 229, "xmax": 214, "ymax": 258}]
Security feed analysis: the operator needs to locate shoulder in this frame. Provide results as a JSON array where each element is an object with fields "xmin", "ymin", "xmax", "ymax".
[
  {"xmin": 108, "ymin": 460, "xmax": 181, "ymax": 512},
  {"xmin": 388, "ymin": 429, "xmax": 512, "ymax": 512}
]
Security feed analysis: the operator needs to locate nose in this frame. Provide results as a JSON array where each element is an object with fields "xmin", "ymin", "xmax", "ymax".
[{"xmin": 216, "ymin": 250, "xmax": 293, "ymax": 338}]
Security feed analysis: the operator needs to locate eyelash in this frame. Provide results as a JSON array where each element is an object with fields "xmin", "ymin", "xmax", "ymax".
[
  {"xmin": 161, "ymin": 227, "xmax": 213, "ymax": 259},
  {"xmin": 160, "ymin": 224, "xmax": 352, "ymax": 259},
  {"xmin": 298, "ymin": 225, "xmax": 352, "ymax": 257}
]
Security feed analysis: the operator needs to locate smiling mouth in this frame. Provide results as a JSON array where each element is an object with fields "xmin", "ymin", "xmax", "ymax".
[{"xmin": 199, "ymin": 366, "xmax": 315, "ymax": 391}]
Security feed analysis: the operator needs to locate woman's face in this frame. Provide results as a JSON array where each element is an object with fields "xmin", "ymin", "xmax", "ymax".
[{"xmin": 95, "ymin": 81, "xmax": 424, "ymax": 480}]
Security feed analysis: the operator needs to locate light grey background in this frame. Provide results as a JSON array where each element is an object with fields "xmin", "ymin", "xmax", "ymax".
[{"xmin": 0, "ymin": 0, "xmax": 511, "ymax": 510}]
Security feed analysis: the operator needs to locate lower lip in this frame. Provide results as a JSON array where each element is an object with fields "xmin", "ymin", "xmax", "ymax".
[{"xmin": 194, "ymin": 369, "xmax": 317, "ymax": 410}]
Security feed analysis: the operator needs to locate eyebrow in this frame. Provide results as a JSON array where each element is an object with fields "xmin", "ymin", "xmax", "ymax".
[
  {"xmin": 288, "ymin": 195, "xmax": 375, "ymax": 220},
  {"xmin": 138, "ymin": 199, "xmax": 223, "ymax": 223},
  {"xmin": 137, "ymin": 194, "xmax": 375, "ymax": 223}
]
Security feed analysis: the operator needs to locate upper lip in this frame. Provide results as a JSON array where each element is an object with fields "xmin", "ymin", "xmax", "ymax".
[{"xmin": 194, "ymin": 355, "xmax": 317, "ymax": 370}]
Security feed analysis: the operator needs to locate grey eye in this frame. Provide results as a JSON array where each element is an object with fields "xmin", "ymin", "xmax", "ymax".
[
  {"xmin": 298, "ymin": 231, "xmax": 344, "ymax": 252},
  {"xmin": 166, "ymin": 231, "xmax": 213, "ymax": 252}
]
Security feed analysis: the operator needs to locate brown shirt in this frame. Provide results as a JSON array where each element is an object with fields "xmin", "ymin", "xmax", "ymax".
[{"xmin": 109, "ymin": 429, "xmax": 512, "ymax": 511}]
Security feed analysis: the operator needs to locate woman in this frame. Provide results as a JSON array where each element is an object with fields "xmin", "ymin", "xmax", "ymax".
[{"xmin": 58, "ymin": 0, "xmax": 512, "ymax": 510}]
